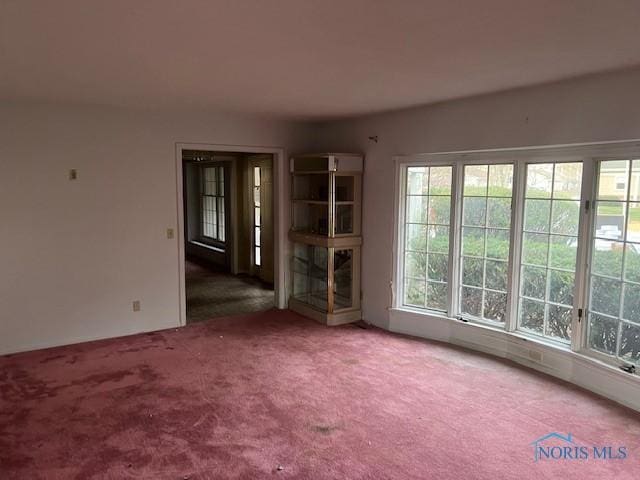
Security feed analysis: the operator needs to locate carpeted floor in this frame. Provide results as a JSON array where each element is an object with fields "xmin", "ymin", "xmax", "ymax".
[
  {"xmin": 1, "ymin": 310, "xmax": 639, "ymax": 479},
  {"xmin": 185, "ymin": 260, "xmax": 274, "ymax": 323}
]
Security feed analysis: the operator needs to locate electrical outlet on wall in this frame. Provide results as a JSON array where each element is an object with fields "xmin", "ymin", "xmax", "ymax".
[
  {"xmin": 69, "ymin": 169, "xmax": 78, "ymax": 180},
  {"xmin": 166, "ymin": 228, "xmax": 174, "ymax": 239},
  {"xmin": 132, "ymin": 300, "xmax": 141, "ymax": 312}
]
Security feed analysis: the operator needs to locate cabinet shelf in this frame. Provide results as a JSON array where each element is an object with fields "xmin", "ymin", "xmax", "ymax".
[{"xmin": 288, "ymin": 153, "xmax": 363, "ymax": 326}]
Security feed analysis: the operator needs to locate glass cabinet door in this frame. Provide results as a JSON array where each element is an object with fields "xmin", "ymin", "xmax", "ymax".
[
  {"xmin": 292, "ymin": 243, "xmax": 329, "ymax": 312},
  {"xmin": 292, "ymin": 173, "xmax": 330, "ymax": 235},
  {"xmin": 333, "ymin": 249, "xmax": 353, "ymax": 310},
  {"xmin": 334, "ymin": 175, "xmax": 356, "ymax": 236}
]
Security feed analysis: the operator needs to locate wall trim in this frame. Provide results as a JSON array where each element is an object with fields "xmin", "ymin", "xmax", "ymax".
[{"xmin": 389, "ymin": 308, "xmax": 640, "ymax": 412}]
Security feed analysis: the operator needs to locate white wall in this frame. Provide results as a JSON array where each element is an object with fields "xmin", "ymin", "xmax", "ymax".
[
  {"xmin": 311, "ymin": 67, "xmax": 640, "ymax": 329},
  {"xmin": 0, "ymin": 102, "xmax": 311, "ymax": 354}
]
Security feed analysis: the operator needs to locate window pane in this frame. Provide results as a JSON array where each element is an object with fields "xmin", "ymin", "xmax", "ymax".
[
  {"xmin": 407, "ymin": 167, "xmax": 429, "ymax": 195},
  {"xmin": 488, "ymin": 164, "xmax": 513, "ymax": 196},
  {"xmin": 592, "ymin": 242, "xmax": 624, "ymax": 278},
  {"xmin": 547, "ymin": 305, "xmax": 572, "ymax": 341},
  {"xmin": 591, "ymin": 276, "xmax": 621, "ymax": 317},
  {"xmin": 624, "ymin": 243, "xmax": 640, "ymax": 283},
  {"xmin": 526, "ymin": 164, "xmax": 553, "ymax": 198},
  {"xmin": 550, "ymin": 200, "xmax": 580, "ymax": 235},
  {"xmin": 524, "ymin": 199, "xmax": 551, "ymax": 233},
  {"xmin": 522, "ymin": 232, "xmax": 548, "ymax": 266},
  {"xmin": 402, "ymin": 165, "xmax": 452, "ymax": 312},
  {"xmin": 521, "ymin": 266, "xmax": 546, "ymax": 300},
  {"xmin": 463, "ymin": 165, "xmax": 488, "ymax": 196},
  {"xmin": 427, "ymin": 226, "xmax": 449, "ymax": 254},
  {"xmin": 429, "ymin": 196, "xmax": 451, "ymax": 224},
  {"xmin": 620, "ymin": 322, "xmax": 640, "ymax": 364},
  {"xmin": 427, "ymin": 254, "xmax": 448, "ymax": 282},
  {"xmin": 405, "ymin": 278, "xmax": 426, "ymax": 307},
  {"xmin": 461, "ymin": 287, "xmax": 482, "ymax": 317},
  {"xmin": 520, "ymin": 299, "xmax": 545, "ymax": 333},
  {"xmin": 487, "ymin": 197, "xmax": 511, "ymax": 228},
  {"xmin": 598, "ymin": 160, "xmax": 629, "ymax": 201},
  {"xmin": 485, "ymin": 260, "xmax": 507, "ymax": 291},
  {"xmin": 462, "ymin": 257, "xmax": 483, "ymax": 287},
  {"xmin": 426, "ymin": 282, "xmax": 447, "ymax": 311},
  {"xmin": 462, "ymin": 227, "xmax": 485, "ymax": 257},
  {"xmin": 548, "ymin": 270, "xmax": 574, "ymax": 306},
  {"xmin": 484, "ymin": 291, "xmax": 507, "ymax": 323},
  {"xmin": 548, "ymin": 235, "xmax": 577, "ymax": 271},
  {"xmin": 405, "ymin": 251, "xmax": 426, "ymax": 279},
  {"xmin": 486, "ymin": 229, "xmax": 510, "ymax": 260},
  {"xmin": 588, "ymin": 314, "xmax": 618, "ymax": 355},
  {"xmin": 429, "ymin": 167, "xmax": 452, "ymax": 195},
  {"xmin": 622, "ymin": 283, "xmax": 640, "ymax": 323},
  {"xmin": 407, "ymin": 195, "xmax": 428, "ymax": 223},
  {"xmin": 554, "ymin": 163, "xmax": 583, "ymax": 200},
  {"xmin": 595, "ymin": 201, "xmax": 626, "ymax": 241},
  {"xmin": 406, "ymin": 224, "xmax": 427, "ymax": 251},
  {"xmin": 463, "ymin": 197, "xmax": 486, "ymax": 226}
]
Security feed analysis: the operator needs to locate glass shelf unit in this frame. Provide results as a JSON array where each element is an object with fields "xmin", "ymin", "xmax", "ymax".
[{"xmin": 288, "ymin": 154, "xmax": 363, "ymax": 326}]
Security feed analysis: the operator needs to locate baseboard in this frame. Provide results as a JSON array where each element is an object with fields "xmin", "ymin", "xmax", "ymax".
[{"xmin": 388, "ymin": 308, "xmax": 640, "ymax": 413}]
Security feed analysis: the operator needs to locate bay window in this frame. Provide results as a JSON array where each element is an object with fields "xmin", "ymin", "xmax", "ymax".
[{"xmin": 396, "ymin": 146, "xmax": 640, "ymax": 371}]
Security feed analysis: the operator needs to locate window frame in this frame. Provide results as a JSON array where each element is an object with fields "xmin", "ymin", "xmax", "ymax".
[
  {"xmin": 199, "ymin": 163, "xmax": 226, "ymax": 246},
  {"xmin": 393, "ymin": 142, "xmax": 640, "ymax": 370},
  {"xmin": 581, "ymin": 156, "xmax": 640, "ymax": 366},
  {"xmin": 456, "ymin": 161, "xmax": 516, "ymax": 326}
]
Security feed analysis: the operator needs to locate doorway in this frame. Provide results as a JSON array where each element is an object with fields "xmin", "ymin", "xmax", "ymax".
[{"xmin": 179, "ymin": 147, "xmax": 278, "ymax": 324}]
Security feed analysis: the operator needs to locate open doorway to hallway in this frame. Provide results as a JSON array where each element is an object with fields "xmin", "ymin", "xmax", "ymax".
[{"xmin": 182, "ymin": 150, "xmax": 275, "ymax": 323}]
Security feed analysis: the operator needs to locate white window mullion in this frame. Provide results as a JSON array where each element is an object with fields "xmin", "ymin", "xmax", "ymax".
[
  {"xmin": 506, "ymin": 160, "xmax": 526, "ymax": 332},
  {"xmin": 573, "ymin": 158, "xmax": 596, "ymax": 352},
  {"xmin": 449, "ymin": 162, "xmax": 463, "ymax": 317}
]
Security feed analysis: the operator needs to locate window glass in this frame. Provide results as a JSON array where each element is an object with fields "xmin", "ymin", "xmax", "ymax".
[
  {"xmin": 403, "ymin": 166, "xmax": 452, "ymax": 311},
  {"xmin": 588, "ymin": 159, "xmax": 640, "ymax": 364},
  {"xmin": 202, "ymin": 166, "xmax": 225, "ymax": 242},
  {"xmin": 518, "ymin": 162, "xmax": 583, "ymax": 342},
  {"xmin": 460, "ymin": 164, "xmax": 514, "ymax": 323}
]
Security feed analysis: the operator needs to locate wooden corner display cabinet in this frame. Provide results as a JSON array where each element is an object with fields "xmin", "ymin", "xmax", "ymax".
[{"xmin": 289, "ymin": 153, "xmax": 363, "ymax": 326}]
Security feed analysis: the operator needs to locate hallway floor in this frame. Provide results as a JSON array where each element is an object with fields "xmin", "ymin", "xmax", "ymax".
[
  {"xmin": 185, "ymin": 260, "xmax": 274, "ymax": 323},
  {"xmin": 1, "ymin": 310, "xmax": 639, "ymax": 479}
]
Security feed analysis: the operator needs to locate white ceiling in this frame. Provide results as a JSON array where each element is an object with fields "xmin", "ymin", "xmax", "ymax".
[{"xmin": 2, "ymin": 0, "xmax": 640, "ymax": 119}]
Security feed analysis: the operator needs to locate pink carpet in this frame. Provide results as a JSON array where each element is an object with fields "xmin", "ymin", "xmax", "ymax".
[{"xmin": 1, "ymin": 309, "xmax": 639, "ymax": 479}]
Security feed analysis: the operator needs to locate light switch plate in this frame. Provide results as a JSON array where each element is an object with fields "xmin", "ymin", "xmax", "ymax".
[
  {"xmin": 166, "ymin": 228, "xmax": 175, "ymax": 239},
  {"xmin": 69, "ymin": 169, "xmax": 78, "ymax": 180},
  {"xmin": 133, "ymin": 300, "xmax": 141, "ymax": 312}
]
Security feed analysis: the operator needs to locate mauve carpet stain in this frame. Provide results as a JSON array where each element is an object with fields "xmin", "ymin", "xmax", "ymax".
[{"xmin": 1, "ymin": 309, "xmax": 639, "ymax": 479}]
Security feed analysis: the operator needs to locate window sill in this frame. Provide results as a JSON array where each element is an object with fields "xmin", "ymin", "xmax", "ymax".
[
  {"xmin": 190, "ymin": 240, "xmax": 225, "ymax": 254},
  {"xmin": 394, "ymin": 305, "xmax": 572, "ymax": 351}
]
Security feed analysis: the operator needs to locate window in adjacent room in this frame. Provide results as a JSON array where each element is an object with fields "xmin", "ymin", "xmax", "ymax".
[{"xmin": 202, "ymin": 165, "xmax": 225, "ymax": 242}]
